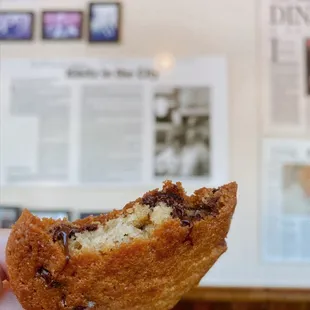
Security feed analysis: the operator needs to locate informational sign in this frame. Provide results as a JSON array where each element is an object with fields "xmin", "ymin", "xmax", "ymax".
[
  {"xmin": 0, "ymin": 57, "xmax": 229, "ymax": 187},
  {"xmin": 261, "ymin": 0, "xmax": 310, "ymax": 135},
  {"xmin": 262, "ymin": 138, "xmax": 310, "ymax": 262}
]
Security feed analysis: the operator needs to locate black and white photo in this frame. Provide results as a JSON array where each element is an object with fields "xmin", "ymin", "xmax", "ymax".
[
  {"xmin": 153, "ymin": 87, "xmax": 211, "ymax": 178},
  {"xmin": 0, "ymin": 205, "xmax": 21, "ymax": 228}
]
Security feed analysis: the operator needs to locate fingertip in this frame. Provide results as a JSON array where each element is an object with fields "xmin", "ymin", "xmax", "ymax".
[
  {"xmin": 3, "ymin": 280, "xmax": 10, "ymax": 290},
  {"xmin": 0, "ymin": 266, "xmax": 8, "ymax": 283},
  {"xmin": 0, "ymin": 229, "xmax": 11, "ymax": 275}
]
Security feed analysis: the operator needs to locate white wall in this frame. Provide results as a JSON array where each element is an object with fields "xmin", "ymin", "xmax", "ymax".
[{"xmin": 1, "ymin": 0, "xmax": 309, "ymax": 288}]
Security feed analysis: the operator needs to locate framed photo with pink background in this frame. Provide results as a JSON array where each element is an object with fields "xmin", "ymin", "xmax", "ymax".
[{"xmin": 42, "ymin": 11, "xmax": 83, "ymax": 40}]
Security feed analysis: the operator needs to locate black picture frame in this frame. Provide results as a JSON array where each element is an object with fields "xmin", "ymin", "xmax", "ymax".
[
  {"xmin": 30, "ymin": 209, "xmax": 72, "ymax": 221},
  {"xmin": 88, "ymin": 2, "xmax": 122, "ymax": 43},
  {"xmin": 0, "ymin": 11, "xmax": 34, "ymax": 41},
  {"xmin": 306, "ymin": 38, "xmax": 310, "ymax": 95},
  {"xmin": 0, "ymin": 205, "xmax": 22, "ymax": 228},
  {"xmin": 41, "ymin": 10, "xmax": 83, "ymax": 41}
]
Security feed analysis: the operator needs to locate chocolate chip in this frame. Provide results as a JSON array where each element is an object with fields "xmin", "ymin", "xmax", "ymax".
[
  {"xmin": 61, "ymin": 294, "xmax": 67, "ymax": 307},
  {"xmin": 52, "ymin": 224, "xmax": 77, "ymax": 265},
  {"xmin": 172, "ymin": 206, "xmax": 186, "ymax": 219},
  {"xmin": 83, "ymin": 224, "xmax": 98, "ymax": 232},
  {"xmin": 142, "ymin": 187, "xmax": 185, "ymax": 210},
  {"xmin": 193, "ymin": 211, "xmax": 203, "ymax": 221},
  {"xmin": 52, "ymin": 224, "xmax": 78, "ymax": 242},
  {"xmin": 50, "ymin": 281, "xmax": 62, "ymax": 288},
  {"xmin": 51, "ymin": 223, "xmax": 98, "ymax": 267},
  {"xmin": 181, "ymin": 220, "xmax": 191, "ymax": 227},
  {"xmin": 36, "ymin": 267, "xmax": 52, "ymax": 284},
  {"xmin": 73, "ymin": 307, "xmax": 87, "ymax": 310},
  {"xmin": 200, "ymin": 196, "xmax": 220, "ymax": 217},
  {"xmin": 36, "ymin": 267, "xmax": 62, "ymax": 289},
  {"xmin": 143, "ymin": 186, "xmax": 221, "ymax": 228},
  {"xmin": 183, "ymin": 224, "xmax": 194, "ymax": 246}
]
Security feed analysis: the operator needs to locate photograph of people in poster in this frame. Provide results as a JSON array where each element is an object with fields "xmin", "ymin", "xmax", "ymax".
[
  {"xmin": 153, "ymin": 87, "xmax": 211, "ymax": 178},
  {"xmin": 0, "ymin": 12, "xmax": 33, "ymax": 40},
  {"xmin": 42, "ymin": 11, "xmax": 83, "ymax": 40},
  {"xmin": 88, "ymin": 3, "xmax": 121, "ymax": 42}
]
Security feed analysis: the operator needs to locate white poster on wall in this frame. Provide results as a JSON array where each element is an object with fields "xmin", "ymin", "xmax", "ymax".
[
  {"xmin": 262, "ymin": 138, "xmax": 310, "ymax": 262},
  {"xmin": 261, "ymin": 0, "xmax": 310, "ymax": 135},
  {"xmin": 0, "ymin": 57, "xmax": 229, "ymax": 188}
]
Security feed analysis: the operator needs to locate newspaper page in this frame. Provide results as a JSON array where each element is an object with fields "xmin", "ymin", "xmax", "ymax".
[
  {"xmin": 262, "ymin": 138, "xmax": 310, "ymax": 262},
  {"xmin": 0, "ymin": 57, "xmax": 229, "ymax": 188},
  {"xmin": 261, "ymin": 0, "xmax": 310, "ymax": 135}
]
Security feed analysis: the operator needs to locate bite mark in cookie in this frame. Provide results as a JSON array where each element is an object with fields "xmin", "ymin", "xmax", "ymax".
[{"xmin": 50, "ymin": 182, "xmax": 223, "ymax": 261}]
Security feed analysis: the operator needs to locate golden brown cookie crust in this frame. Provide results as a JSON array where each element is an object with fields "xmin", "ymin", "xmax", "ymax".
[{"xmin": 6, "ymin": 181, "xmax": 237, "ymax": 310}]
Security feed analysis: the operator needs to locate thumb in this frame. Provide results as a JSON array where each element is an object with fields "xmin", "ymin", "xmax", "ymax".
[{"xmin": 0, "ymin": 230, "xmax": 11, "ymax": 284}]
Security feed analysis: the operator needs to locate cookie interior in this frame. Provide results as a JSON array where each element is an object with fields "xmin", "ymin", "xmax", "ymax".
[
  {"xmin": 70, "ymin": 202, "xmax": 172, "ymax": 253},
  {"xmin": 48, "ymin": 181, "xmax": 221, "ymax": 255}
]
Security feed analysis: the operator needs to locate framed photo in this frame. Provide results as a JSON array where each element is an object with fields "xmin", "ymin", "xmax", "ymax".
[
  {"xmin": 306, "ymin": 39, "xmax": 310, "ymax": 95},
  {"xmin": 0, "ymin": 205, "xmax": 21, "ymax": 228},
  {"xmin": 0, "ymin": 11, "xmax": 34, "ymax": 41},
  {"xmin": 88, "ymin": 2, "xmax": 121, "ymax": 43},
  {"xmin": 42, "ymin": 11, "xmax": 83, "ymax": 40},
  {"xmin": 153, "ymin": 87, "xmax": 211, "ymax": 178},
  {"xmin": 80, "ymin": 212, "xmax": 106, "ymax": 219},
  {"xmin": 282, "ymin": 164, "xmax": 310, "ymax": 216},
  {"xmin": 30, "ymin": 210, "xmax": 72, "ymax": 221}
]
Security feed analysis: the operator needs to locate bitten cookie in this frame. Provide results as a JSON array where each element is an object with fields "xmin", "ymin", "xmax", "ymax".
[{"xmin": 6, "ymin": 181, "xmax": 237, "ymax": 310}]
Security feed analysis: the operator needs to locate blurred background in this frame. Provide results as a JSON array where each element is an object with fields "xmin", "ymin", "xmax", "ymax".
[{"xmin": 0, "ymin": 0, "xmax": 309, "ymax": 309}]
